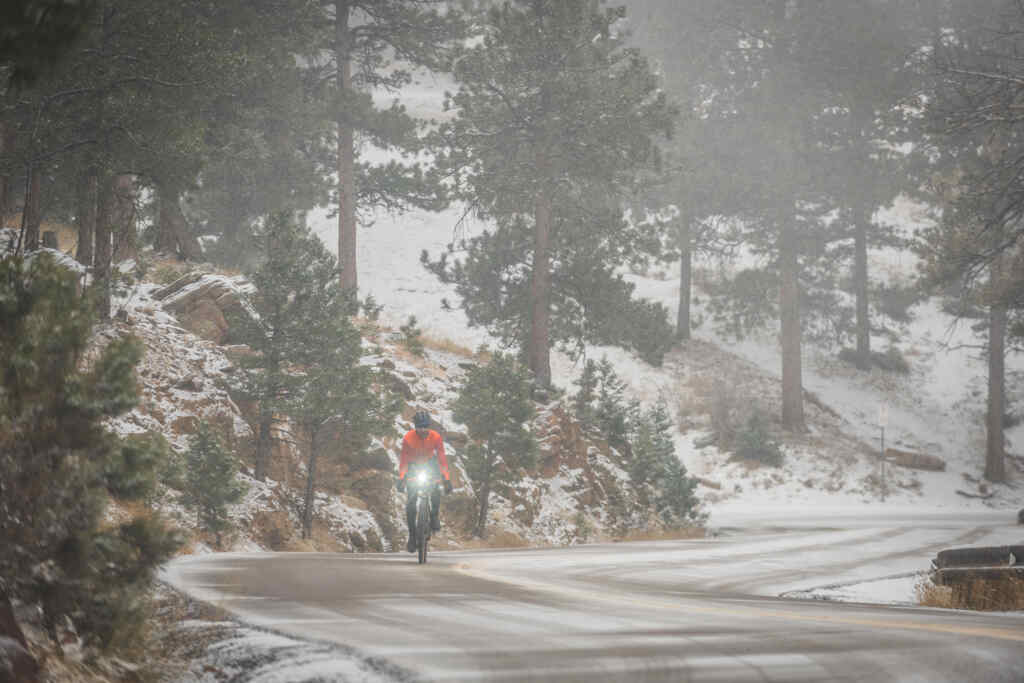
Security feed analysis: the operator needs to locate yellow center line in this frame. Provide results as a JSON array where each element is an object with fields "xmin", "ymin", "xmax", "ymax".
[{"xmin": 455, "ymin": 564, "xmax": 1024, "ymax": 643}]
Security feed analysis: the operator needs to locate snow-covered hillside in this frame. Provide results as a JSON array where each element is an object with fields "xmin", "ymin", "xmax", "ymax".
[{"xmin": 307, "ymin": 81, "xmax": 1024, "ymax": 523}]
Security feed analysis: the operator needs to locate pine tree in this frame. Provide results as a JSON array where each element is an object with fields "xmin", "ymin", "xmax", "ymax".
[
  {"xmin": 918, "ymin": 0, "xmax": 1024, "ymax": 484},
  {"xmin": 289, "ymin": 246, "xmax": 395, "ymax": 539},
  {"xmin": 230, "ymin": 212, "xmax": 342, "ymax": 482},
  {"xmin": 180, "ymin": 422, "xmax": 246, "ymax": 549},
  {"xmin": 428, "ymin": 0, "xmax": 676, "ymax": 385},
  {"xmin": 0, "ymin": 253, "xmax": 179, "ymax": 650},
  {"xmin": 628, "ymin": 401, "xmax": 674, "ymax": 486},
  {"xmin": 658, "ymin": 449, "xmax": 702, "ymax": 527},
  {"xmin": 318, "ymin": 0, "xmax": 460, "ymax": 291},
  {"xmin": 451, "ymin": 352, "xmax": 537, "ymax": 538},
  {"xmin": 572, "ymin": 357, "xmax": 637, "ymax": 450}
]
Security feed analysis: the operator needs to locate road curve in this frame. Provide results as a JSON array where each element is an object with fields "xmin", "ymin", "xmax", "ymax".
[{"xmin": 164, "ymin": 526, "xmax": 1024, "ymax": 682}]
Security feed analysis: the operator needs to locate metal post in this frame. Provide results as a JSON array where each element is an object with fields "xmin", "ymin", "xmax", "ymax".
[{"xmin": 880, "ymin": 425, "xmax": 886, "ymax": 502}]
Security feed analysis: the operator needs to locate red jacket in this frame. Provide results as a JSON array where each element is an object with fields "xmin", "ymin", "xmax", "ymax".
[{"xmin": 398, "ymin": 429, "xmax": 450, "ymax": 481}]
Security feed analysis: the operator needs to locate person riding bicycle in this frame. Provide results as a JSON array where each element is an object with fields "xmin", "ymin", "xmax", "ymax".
[{"xmin": 396, "ymin": 410, "xmax": 452, "ymax": 553}]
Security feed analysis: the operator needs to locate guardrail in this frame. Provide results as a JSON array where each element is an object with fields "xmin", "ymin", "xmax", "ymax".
[{"xmin": 932, "ymin": 545, "xmax": 1024, "ymax": 607}]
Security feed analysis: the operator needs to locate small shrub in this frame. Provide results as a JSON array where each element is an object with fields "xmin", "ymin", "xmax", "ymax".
[
  {"xmin": 572, "ymin": 358, "xmax": 637, "ymax": 450},
  {"xmin": 873, "ymin": 346, "xmax": 910, "ymax": 374},
  {"xmin": 362, "ymin": 294, "xmax": 383, "ymax": 321},
  {"xmin": 709, "ymin": 379, "xmax": 738, "ymax": 448},
  {"xmin": 874, "ymin": 282, "xmax": 920, "ymax": 323},
  {"xmin": 731, "ymin": 412, "xmax": 784, "ymax": 467},
  {"xmin": 838, "ymin": 346, "xmax": 911, "ymax": 374},
  {"xmin": 400, "ymin": 315, "xmax": 425, "ymax": 356},
  {"xmin": 179, "ymin": 422, "xmax": 247, "ymax": 548},
  {"xmin": 917, "ymin": 575, "xmax": 1024, "ymax": 611},
  {"xmin": 151, "ymin": 263, "xmax": 188, "ymax": 286}
]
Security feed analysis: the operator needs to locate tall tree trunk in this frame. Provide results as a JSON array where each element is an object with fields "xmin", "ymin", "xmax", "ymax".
[
  {"xmin": 852, "ymin": 203, "xmax": 871, "ymax": 370},
  {"xmin": 529, "ymin": 188, "xmax": 553, "ymax": 387},
  {"xmin": 474, "ymin": 456, "xmax": 493, "ymax": 538},
  {"xmin": 112, "ymin": 174, "xmax": 137, "ymax": 261},
  {"xmin": 336, "ymin": 0, "xmax": 358, "ymax": 292},
  {"xmin": 676, "ymin": 216, "xmax": 692, "ymax": 341},
  {"xmin": 94, "ymin": 174, "xmax": 114, "ymax": 319},
  {"xmin": 985, "ymin": 282, "xmax": 1007, "ymax": 483},
  {"xmin": 75, "ymin": 171, "xmax": 97, "ymax": 265},
  {"xmin": 779, "ymin": 213, "xmax": 805, "ymax": 431},
  {"xmin": 303, "ymin": 427, "xmax": 319, "ymax": 539},
  {"xmin": 155, "ymin": 178, "xmax": 202, "ymax": 260},
  {"xmin": 255, "ymin": 415, "xmax": 271, "ymax": 483},
  {"xmin": 0, "ymin": 122, "xmax": 11, "ymax": 220},
  {"xmin": 23, "ymin": 164, "xmax": 41, "ymax": 251}
]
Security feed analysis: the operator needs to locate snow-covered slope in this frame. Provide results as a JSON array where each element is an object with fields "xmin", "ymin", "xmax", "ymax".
[{"xmin": 307, "ymin": 80, "xmax": 1024, "ymax": 524}]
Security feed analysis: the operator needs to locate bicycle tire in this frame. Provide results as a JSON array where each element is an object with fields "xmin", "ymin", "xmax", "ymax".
[{"xmin": 417, "ymin": 494, "xmax": 429, "ymax": 564}]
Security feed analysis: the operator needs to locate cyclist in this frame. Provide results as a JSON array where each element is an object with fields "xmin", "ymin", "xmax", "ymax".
[{"xmin": 396, "ymin": 410, "xmax": 453, "ymax": 553}]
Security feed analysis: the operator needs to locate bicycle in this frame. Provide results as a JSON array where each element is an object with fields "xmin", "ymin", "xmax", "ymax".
[{"xmin": 407, "ymin": 464, "xmax": 441, "ymax": 564}]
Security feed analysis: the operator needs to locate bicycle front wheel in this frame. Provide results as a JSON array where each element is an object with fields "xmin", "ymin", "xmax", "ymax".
[{"xmin": 417, "ymin": 495, "xmax": 429, "ymax": 564}]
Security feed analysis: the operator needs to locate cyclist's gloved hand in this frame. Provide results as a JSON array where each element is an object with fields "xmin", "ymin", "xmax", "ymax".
[
  {"xmin": 443, "ymin": 479, "xmax": 453, "ymax": 494},
  {"xmin": 396, "ymin": 478, "xmax": 405, "ymax": 492}
]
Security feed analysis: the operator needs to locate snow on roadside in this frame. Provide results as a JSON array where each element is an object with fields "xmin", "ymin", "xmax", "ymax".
[{"xmin": 163, "ymin": 617, "xmax": 410, "ymax": 683}]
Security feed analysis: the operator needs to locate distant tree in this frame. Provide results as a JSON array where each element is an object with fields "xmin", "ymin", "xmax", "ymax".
[
  {"xmin": 919, "ymin": 0, "xmax": 1024, "ymax": 484},
  {"xmin": 451, "ymin": 352, "xmax": 537, "ymax": 538},
  {"xmin": 0, "ymin": 253, "xmax": 178, "ymax": 650},
  {"xmin": 316, "ymin": 0, "xmax": 460, "ymax": 291},
  {"xmin": 180, "ymin": 422, "xmax": 246, "ymax": 549},
  {"xmin": 428, "ymin": 0, "xmax": 676, "ymax": 385}
]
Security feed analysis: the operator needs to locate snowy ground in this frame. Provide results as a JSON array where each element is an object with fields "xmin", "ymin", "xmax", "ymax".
[{"xmin": 303, "ymin": 76, "xmax": 1024, "ymax": 609}]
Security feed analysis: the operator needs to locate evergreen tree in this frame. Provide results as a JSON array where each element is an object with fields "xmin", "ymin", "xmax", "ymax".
[
  {"xmin": 289, "ymin": 249, "xmax": 395, "ymax": 539},
  {"xmin": 0, "ymin": 253, "xmax": 178, "ymax": 650},
  {"xmin": 180, "ymin": 422, "xmax": 246, "ymax": 549},
  {"xmin": 572, "ymin": 358, "xmax": 636, "ymax": 450},
  {"xmin": 316, "ymin": 0, "xmax": 461, "ymax": 291},
  {"xmin": 658, "ymin": 448, "xmax": 702, "ymax": 527},
  {"xmin": 230, "ymin": 212, "xmax": 342, "ymax": 482},
  {"xmin": 919, "ymin": 0, "xmax": 1024, "ymax": 483},
  {"xmin": 428, "ymin": 0, "xmax": 676, "ymax": 385},
  {"xmin": 628, "ymin": 401, "xmax": 674, "ymax": 486},
  {"xmin": 451, "ymin": 352, "xmax": 537, "ymax": 538}
]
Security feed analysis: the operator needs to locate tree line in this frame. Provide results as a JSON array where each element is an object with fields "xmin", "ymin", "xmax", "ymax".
[{"xmin": 3, "ymin": 1, "xmax": 1022, "ymax": 480}]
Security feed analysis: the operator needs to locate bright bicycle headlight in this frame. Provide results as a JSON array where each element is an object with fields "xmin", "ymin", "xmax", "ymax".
[{"xmin": 416, "ymin": 471, "xmax": 427, "ymax": 485}]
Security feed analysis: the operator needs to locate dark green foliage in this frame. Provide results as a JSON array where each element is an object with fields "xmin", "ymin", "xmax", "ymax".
[
  {"xmin": 424, "ymin": 221, "xmax": 676, "ymax": 365},
  {"xmin": 400, "ymin": 315, "xmax": 425, "ymax": 356},
  {"xmin": 451, "ymin": 352, "xmax": 537, "ymax": 537},
  {"xmin": 731, "ymin": 412, "xmax": 784, "ymax": 468},
  {"xmin": 658, "ymin": 453, "xmax": 704, "ymax": 527},
  {"xmin": 873, "ymin": 282, "xmax": 920, "ymax": 324},
  {"xmin": 229, "ymin": 212, "xmax": 341, "ymax": 481},
  {"xmin": 572, "ymin": 358, "xmax": 637, "ymax": 451},
  {"xmin": 838, "ymin": 346, "xmax": 911, "ymax": 375},
  {"xmin": 179, "ymin": 422, "xmax": 246, "ymax": 548},
  {"xmin": 629, "ymin": 400, "xmax": 703, "ymax": 526},
  {"xmin": 426, "ymin": 0, "xmax": 676, "ymax": 376},
  {"xmin": 291, "ymin": 262, "xmax": 397, "ymax": 539},
  {"xmin": 704, "ymin": 268, "xmax": 779, "ymax": 340},
  {"xmin": 362, "ymin": 294, "xmax": 384, "ymax": 321},
  {"xmin": 628, "ymin": 402, "xmax": 675, "ymax": 487},
  {"xmin": 0, "ymin": 0, "xmax": 94, "ymax": 88},
  {"xmin": 0, "ymin": 253, "xmax": 178, "ymax": 650}
]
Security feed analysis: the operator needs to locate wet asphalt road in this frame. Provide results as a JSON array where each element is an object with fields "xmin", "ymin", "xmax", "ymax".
[{"xmin": 165, "ymin": 527, "xmax": 1024, "ymax": 682}]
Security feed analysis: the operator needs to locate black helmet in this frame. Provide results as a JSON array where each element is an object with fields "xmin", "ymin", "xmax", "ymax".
[{"xmin": 413, "ymin": 411, "xmax": 431, "ymax": 429}]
